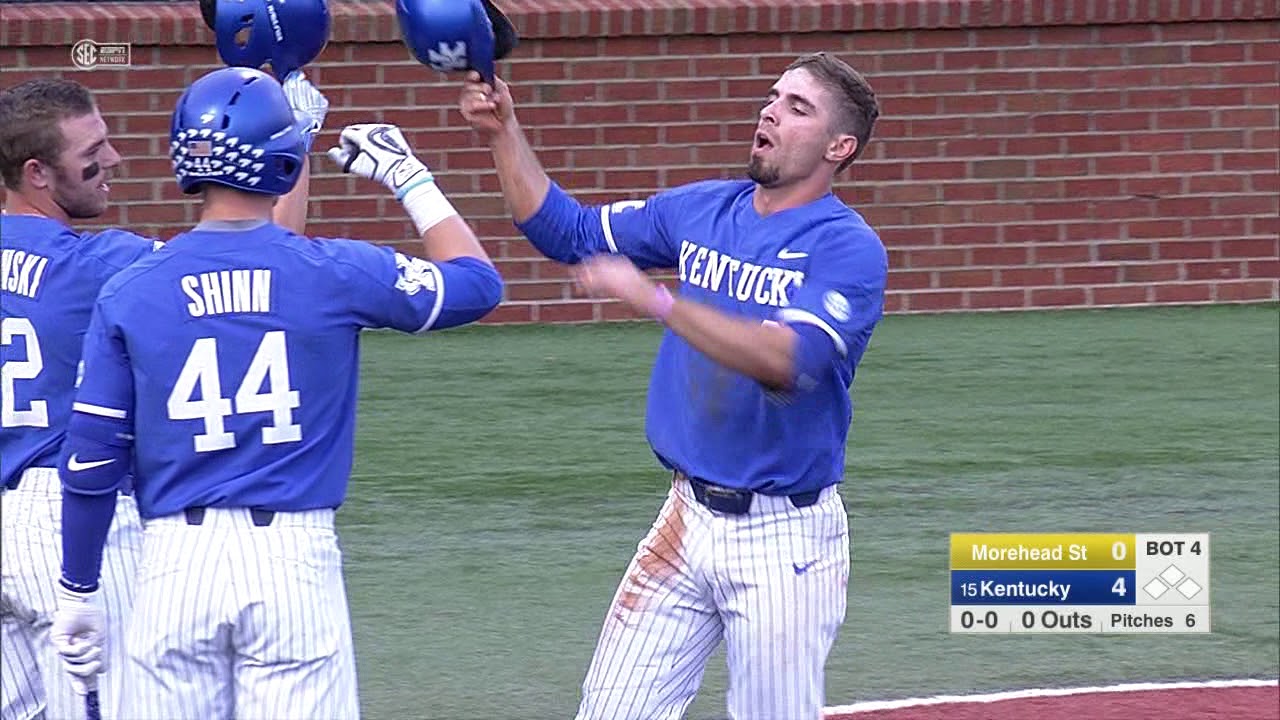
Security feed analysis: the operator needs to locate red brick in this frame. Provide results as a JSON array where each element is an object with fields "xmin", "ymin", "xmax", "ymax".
[
  {"xmin": 969, "ymin": 246, "xmax": 1029, "ymax": 266},
  {"xmin": 968, "ymin": 289, "xmax": 1027, "ymax": 309},
  {"xmin": 1097, "ymin": 243, "xmax": 1154, "ymax": 261},
  {"xmin": 888, "ymin": 271, "xmax": 934, "ymax": 291},
  {"xmin": 481, "ymin": 304, "xmax": 535, "ymax": 325},
  {"xmin": 1159, "ymin": 241, "xmax": 1218, "ymax": 260},
  {"xmin": 1218, "ymin": 195, "xmax": 1280, "ymax": 216},
  {"xmin": 1247, "ymin": 260, "xmax": 1280, "ymax": 278},
  {"xmin": 1219, "ymin": 63, "xmax": 1280, "ymax": 85},
  {"xmin": 910, "ymin": 161, "xmax": 969, "ymax": 180},
  {"xmin": 1092, "ymin": 285, "xmax": 1152, "ymax": 306},
  {"xmin": 506, "ymin": 281, "xmax": 570, "ymax": 302},
  {"xmin": 1157, "ymin": 154, "xmax": 1216, "ymax": 173},
  {"xmin": 906, "ymin": 248, "xmax": 967, "ymax": 269},
  {"xmin": 908, "ymin": 291, "xmax": 965, "ymax": 312},
  {"xmin": 1221, "ymin": 151, "xmax": 1279, "ymax": 171},
  {"xmin": 1154, "ymin": 283, "xmax": 1214, "ymax": 303},
  {"xmin": 1185, "ymin": 262, "xmax": 1246, "ymax": 281},
  {"xmin": 1215, "ymin": 280, "xmax": 1279, "ymax": 302},
  {"xmin": 943, "ymin": 183, "xmax": 1001, "ymax": 202},
  {"xmin": 938, "ymin": 269, "xmax": 996, "ymax": 288},
  {"xmin": 1122, "ymin": 264, "xmax": 1183, "ymax": 283},
  {"xmin": 1188, "ymin": 173, "xmax": 1247, "ymax": 195},
  {"xmin": 1222, "ymin": 238, "xmax": 1280, "ymax": 258},
  {"xmin": 1000, "ymin": 268, "xmax": 1059, "ymax": 287},
  {"xmin": 537, "ymin": 302, "xmax": 597, "ymax": 323},
  {"xmin": 1030, "ymin": 288, "xmax": 1087, "ymax": 306},
  {"xmin": 1182, "ymin": 215, "xmax": 1244, "ymax": 238},
  {"xmin": 1127, "ymin": 134, "xmax": 1185, "ymax": 154}
]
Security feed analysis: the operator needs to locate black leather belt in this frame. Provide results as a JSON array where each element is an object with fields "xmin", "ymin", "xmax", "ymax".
[
  {"xmin": 679, "ymin": 472, "xmax": 822, "ymax": 515},
  {"xmin": 183, "ymin": 507, "xmax": 276, "ymax": 527}
]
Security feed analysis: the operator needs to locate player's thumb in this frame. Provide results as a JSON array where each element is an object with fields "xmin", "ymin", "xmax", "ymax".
[{"xmin": 325, "ymin": 145, "xmax": 353, "ymax": 172}]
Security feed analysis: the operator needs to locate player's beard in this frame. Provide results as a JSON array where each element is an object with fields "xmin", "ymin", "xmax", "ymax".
[
  {"xmin": 747, "ymin": 155, "xmax": 782, "ymax": 188},
  {"xmin": 52, "ymin": 162, "xmax": 109, "ymax": 219}
]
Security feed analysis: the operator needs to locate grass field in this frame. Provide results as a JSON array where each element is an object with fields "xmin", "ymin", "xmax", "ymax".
[{"xmin": 339, "ymin": 304, "xmax": 1280, "ymax": 719}]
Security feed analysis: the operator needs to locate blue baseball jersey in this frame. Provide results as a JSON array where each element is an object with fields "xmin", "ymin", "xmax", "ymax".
[
  {"xmin": 72, "ymin": 220, "xmax": 497, "ymax": 518},
  {"xmin": 519, "ymin": 180, "xmax": 887, "ymax": 495},
  {"xmin": 0, "ymin": 214, "xmax": 154, "ymax": 488}
]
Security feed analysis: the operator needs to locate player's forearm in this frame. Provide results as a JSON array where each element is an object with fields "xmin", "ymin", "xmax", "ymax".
[
  {"xmin": 664, "ymin": 298, "xmax": 797, "ymax": 390},
  {"xmin": 59, "ymin": 491, "xmax": 116, "ymax": 591},
  {"xmin": 272, "ymin": 155, "xmax": 311, "ymax": 234},
  {"xmin": 419, "ymin": 214, "xmax": 495, "ymax": 266},
  {"xmin": 489, "ymin": 122, "xmax": 551, "ymax": 224}
]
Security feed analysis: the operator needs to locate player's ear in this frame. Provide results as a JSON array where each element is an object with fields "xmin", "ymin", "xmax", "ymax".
[
  {"xmin": 21, "ymin": 157, "xmax": 53, "ymax": 191},
  {"xmin": 825, "ymin": 133, "xmax": 857, "ymax": 168}
]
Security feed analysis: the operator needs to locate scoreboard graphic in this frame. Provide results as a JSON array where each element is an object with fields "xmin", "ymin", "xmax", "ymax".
[{"xmin": 949, "ymin": 533, "xmax": 1211, "ymax": 633}]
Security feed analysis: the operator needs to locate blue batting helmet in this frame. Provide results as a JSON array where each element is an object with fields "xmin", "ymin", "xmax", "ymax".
[
  {"xmin": 201, "ymin": 0, "xmax": 330, "ymax": 80},
  {"xmin": 170, "ymin": 67, "xmax": 306, "ymax": 196},
  {"xmin": 397, "ymin": 0, "xmax": 518, "ymax": 82}
]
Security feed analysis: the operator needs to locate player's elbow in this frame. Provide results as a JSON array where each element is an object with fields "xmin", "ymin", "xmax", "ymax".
[
  {"xmin": 431, "ymin": 258, "xmax": 505, "ymax": 329},
  {"xmin": 59, "ymin": 415, "xmax": 133, "ymax": 497},
  {"xmin": 474, "ymin": 262, "xmax": 504, "ymax": 315}
]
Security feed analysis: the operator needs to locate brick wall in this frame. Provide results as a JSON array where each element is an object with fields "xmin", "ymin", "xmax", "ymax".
[{"xmin": 1, "ymin": 0, "xmax": 1277, "ymax": 321}]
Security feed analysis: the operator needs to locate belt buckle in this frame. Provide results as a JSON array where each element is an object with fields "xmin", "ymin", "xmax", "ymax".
[{"xmin": 691, "ymin": 478, "xmax": 753, "ymax": 515}]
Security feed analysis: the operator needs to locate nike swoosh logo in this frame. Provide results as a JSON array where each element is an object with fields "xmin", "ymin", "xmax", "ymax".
[
  {"xmin": 67, "ymin": 455, "xmax": 116, "ymax": 472},
  {"xmin": 777, "ymin": 249, "xmax": 809, "ymax": 260},
  {"xmin": 793, "ymin": 560, "xmax": 820, "ymax": 575}
]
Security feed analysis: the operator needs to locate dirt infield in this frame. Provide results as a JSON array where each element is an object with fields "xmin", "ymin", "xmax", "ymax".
[{"xmin": 824, "ymin": 679, "xmax": 1280, "ymax": 720}]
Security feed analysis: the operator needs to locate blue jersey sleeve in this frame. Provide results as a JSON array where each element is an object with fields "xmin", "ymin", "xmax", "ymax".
[
  {"xmin": 775, "ymin": 227, "xmax": 887, "ymax": 362},
  {"xmin": 515, "ymin": 181, "xmax": 684, "ymax": 269},
  {"xmin": 324, "ymin": 240, "xmax": 502, "ymax": 333},
  {"xmin": 70, "ymin": 298, "xmax": 136, "ymax": 424}
]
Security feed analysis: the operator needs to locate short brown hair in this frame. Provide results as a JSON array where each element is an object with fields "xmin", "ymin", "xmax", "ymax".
[
  {"xmin": 786, "ymin": 53, "xmax": 879, "ymax": 172},
  {"xmin": 0, "ymin": 79, "xmax": 96, "ymax": 190}
]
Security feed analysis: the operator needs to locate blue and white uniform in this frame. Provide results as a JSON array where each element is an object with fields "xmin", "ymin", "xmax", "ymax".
[
  {"xmin": 519, "ymin": 179, "xmax": 887, "ymax": 719},
  {"xmin": 59, "ymin": 220, "xmax": 501, "ymax": 719},
  {"xmin": 1, "ymin": 214, "xmax": 152, "ymax": 720}
]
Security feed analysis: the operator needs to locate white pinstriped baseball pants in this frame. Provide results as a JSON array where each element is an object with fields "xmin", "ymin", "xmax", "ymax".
[
  {"xmin": 576, "ymin": 474, "xmax": 850, "ymax": 720},
  {"xmin": 1, "ymin": 467, "xmax": 141, "ymax": 720},
  {"xmin": 120, "ymin": 507, "xmax": 358, "ymax": 720}
]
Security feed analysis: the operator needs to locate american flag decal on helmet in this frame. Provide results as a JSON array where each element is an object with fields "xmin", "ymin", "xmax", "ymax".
[{"xmin": 187, "ymin": 140, "xmax": 214, "ymax": 157}]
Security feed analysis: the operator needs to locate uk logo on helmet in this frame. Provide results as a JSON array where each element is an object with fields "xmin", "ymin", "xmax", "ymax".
[{"xmin": 427, "ymin": 41, "xmax": 469, "ymax": 72}]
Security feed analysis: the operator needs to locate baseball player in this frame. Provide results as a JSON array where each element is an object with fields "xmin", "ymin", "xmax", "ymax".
[
  {"xmin": 0, "ymin": 77, "xmax": 152, "ymax": 720},
  {"xmin": 461, "ymin": 52, "xmax": 885, "ymax": 719},
  {"xmin": 0, "ymin": 73, "xmax": 320, "ymax": 720},
  {"xmin": 51, "ymin": 66, "xmax": 501, "ymax": 718}
]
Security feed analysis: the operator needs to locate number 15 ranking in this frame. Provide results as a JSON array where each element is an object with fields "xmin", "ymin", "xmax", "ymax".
[{"xmin": 949, "ymin": 533, "xmax": 1211, "ymax": 633}]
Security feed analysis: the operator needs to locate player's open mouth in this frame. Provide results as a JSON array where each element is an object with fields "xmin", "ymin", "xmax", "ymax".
[{"xmin": 753, "ymin": 132, "xmax": 774, "ymax": 152}]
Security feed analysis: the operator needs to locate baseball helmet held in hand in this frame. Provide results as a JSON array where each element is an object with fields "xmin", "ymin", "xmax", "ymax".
[
  {"xmin": 200, "ymin": 0, "xmax": 330, "ymax": 80},
  {"xmin": 170, "ymin": 67, "xmax": 306, "ymax": 196},
  {"xmin": 396, "ymin": 0, "xmax": 519, "ymax": 82}
]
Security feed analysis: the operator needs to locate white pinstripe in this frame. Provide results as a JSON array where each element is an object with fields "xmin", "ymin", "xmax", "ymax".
[
  {"xmin": 576, "ymin": 474, "xmax": 849, "ymax": 720},
  {"xmin": 0, "ymin": 468, "xmax": 140, "ymax": 720},
  {"xmin": 121, "ymin": 507, "xmax": 357, "ymax": 720}
]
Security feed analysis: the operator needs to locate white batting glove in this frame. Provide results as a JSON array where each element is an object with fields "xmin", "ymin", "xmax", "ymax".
[
  {"xmin": 326, "ymin": 124, "xmax": 459, "ymax": 234},
  {"xmin": 282, "ymin": 71, "xmax": 329, "ymax": 151},
  {"xmin": 50, "ymin": 584, "xmax": 107, "ymax": 695}
]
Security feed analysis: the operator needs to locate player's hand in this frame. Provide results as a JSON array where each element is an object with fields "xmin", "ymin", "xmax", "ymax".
[
  {"xmin": 326, "ymin": 124, "xmax": 433, "ymax": 199},
  {"xmin": 572, "ymin": 255, "xmax": 662, "ymax": 313},
  {"xmin": 51, "ymin": 583, "xmax": 107, "ymax": 695},
  {"xmin": 460, "ymin": 71, "xmax": 516, "ymax": 142},
  {"xmin": 282, "ymin": 70, "xmax": 329, "ymax": 149}
]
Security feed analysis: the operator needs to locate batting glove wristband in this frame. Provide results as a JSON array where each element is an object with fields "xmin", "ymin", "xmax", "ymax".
[
  {"xmin": 282, "ymin": 70, "xmax": 329, "ymax": 153},
  {"xmin": 326, "ymin": 123, "xmax": 459, "ymax": 235},
  {"xmin": 51, "ymin": 582, "xmax": 107, "ymax": 695}
]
